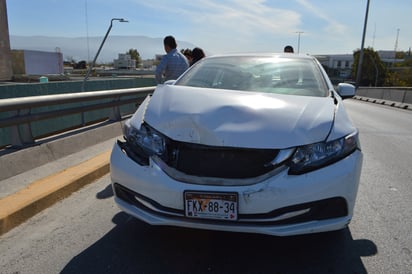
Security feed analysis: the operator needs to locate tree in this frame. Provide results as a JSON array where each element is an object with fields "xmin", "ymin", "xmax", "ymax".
[
  {"xmin": 127, "ymin": 49, "xmax": 141, "ymax": 67},
  {"xmin": 385, "ymin": 54, "xmax": 412, "ymax": 86},
  {"xmin": 352, "ymin": 48, "xmax": 386, "ymax": 86}
]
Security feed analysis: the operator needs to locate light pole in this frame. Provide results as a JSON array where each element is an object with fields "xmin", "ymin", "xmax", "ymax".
[
  {"xmin": 296, "ymin": 31, "xmax": 304, "ymax": 54},
  {"xmin": 82, "ymin": 18, "xmax": 128, "ymax": 91},
  {"xmin": 355, "ymin": 0, "xmax": 370, "ymax": 89}
]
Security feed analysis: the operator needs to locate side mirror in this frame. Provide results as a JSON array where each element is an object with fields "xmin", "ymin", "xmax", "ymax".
[
  {"xmin": 164, "ymin": 80, "xmax": 176, "ymax": 85},
  {"xmin": 336, "ymin": 83, "xmax": 355, "ymax": 99}
]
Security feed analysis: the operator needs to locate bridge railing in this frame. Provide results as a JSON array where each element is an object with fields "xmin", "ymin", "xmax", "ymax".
[
  {"xmin": 1, "ymin": 85, "xmax": 410, "ymax": 149},
  {"xmin": 0, "ymin": 86, "xmax": 155, "ymax": 148}
]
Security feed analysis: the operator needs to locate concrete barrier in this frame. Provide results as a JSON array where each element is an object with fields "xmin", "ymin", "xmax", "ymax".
[
  {"xmin": 382, "ymin": 89, "xmax": 405, "ymax": 102},
  {"xmin": 355, "ymin": 87, "xmax": 412, "ymax": 110},
  {"xmin": 404, "ymin": 90, "xmax": 412, "ymax": 104},
  {"xmin": 357, "ymin": 87, "xmax": 411, "ymax": 104}
]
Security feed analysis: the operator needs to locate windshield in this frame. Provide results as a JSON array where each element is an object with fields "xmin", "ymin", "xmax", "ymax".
[{"xmin": 175, "ymin": 56, "xmax": 329, "ymax": 97}]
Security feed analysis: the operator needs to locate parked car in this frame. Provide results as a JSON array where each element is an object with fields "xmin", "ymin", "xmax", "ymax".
[{"xmin": 110, "ymin": 53, "xmax": 363, "ymax": 237}]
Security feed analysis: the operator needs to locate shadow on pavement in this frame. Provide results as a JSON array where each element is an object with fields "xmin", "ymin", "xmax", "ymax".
[
  {"xmin": 61, "ymin": 212, "xmax": 377, "ymax": 274},
  {"xmin": 96, "ymin": 184, "xmax": 114, "ymax": 199}
]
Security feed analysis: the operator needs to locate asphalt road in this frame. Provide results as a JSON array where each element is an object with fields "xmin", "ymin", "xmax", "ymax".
[{"xmin": 0, "ymin": 99, "xmax": 411, "ymax": 274}]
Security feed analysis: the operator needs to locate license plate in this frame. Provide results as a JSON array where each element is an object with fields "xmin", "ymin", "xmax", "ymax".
[{"xmin": 184, "ymin": 191, "xmax": 238, "ymax": 221}]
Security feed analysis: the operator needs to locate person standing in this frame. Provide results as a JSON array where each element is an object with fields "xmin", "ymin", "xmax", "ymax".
[
  {"xmin": 183, "ymin": 48, "xmax": 193, "ymax": 64},
  {"xmin": 190, "ymin": 47, "xmax": 205, "ymax": 66},
  {"xmin": 155, "ymin": 35, "xmax": 189, "ymax": 84},
  {"xmin": 284, "ymin": 45, "xmax": 294, "ymax": 53}
]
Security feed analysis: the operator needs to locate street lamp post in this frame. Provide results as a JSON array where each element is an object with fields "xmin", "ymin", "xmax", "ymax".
[
  {"xmin": 296, "ymin": 31, "xmax": 304, "ymax": 54},
  {"xmin": 355, "ymin": 0, "xmax": 370, "ymax": 89},
  {"xmin": 82, "ymin": 18, "xmax": 128, "ymax": 91}
]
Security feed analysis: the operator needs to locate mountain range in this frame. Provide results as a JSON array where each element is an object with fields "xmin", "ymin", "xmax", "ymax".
[{"xmin": 9, "ymin": 35, "xmax": 197, "ymax": 62}]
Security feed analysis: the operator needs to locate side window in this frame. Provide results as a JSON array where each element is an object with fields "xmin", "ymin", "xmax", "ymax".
[{"xmin": 182, "ymin": 66, "xmax": 217, "ymax": 88}]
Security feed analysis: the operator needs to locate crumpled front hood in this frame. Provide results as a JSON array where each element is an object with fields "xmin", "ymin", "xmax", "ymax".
[{"xmin": 141, "ymin": 85, "xmax": 336, "ymax": 149}]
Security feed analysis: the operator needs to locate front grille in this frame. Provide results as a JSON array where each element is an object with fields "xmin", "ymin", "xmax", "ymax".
[{"xmin": 162, "ymin": 141, "xmax": 279, "ymax": 179}]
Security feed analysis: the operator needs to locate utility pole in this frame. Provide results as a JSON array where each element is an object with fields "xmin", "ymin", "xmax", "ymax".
[
  {"xmin": 394, "ymin": 28, "xmax": 400, "ymax": 59},
  {"xmin": 296, "ymin": 31, "xmax": 304, "ymax": 54},
  {"xmin": 355, "ymin": 0, "xmax": 370, "ymax": 89}
]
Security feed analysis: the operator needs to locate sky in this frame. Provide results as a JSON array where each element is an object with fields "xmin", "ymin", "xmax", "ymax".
[{"xmin": 5, "ymin": 0, "xmax": 412, "ymax": 57}]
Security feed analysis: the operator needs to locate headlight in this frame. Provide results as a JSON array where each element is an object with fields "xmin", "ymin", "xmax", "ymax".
[
  {"xmin": 288, "ymin": 131, "xmax": 360, "ymax": 175},
  {"xmin": 123, "ymin": 121, "xmax": 166, "ymax": 157}
]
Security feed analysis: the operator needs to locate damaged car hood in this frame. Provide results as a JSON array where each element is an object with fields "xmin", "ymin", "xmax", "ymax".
[{"xmin": 141, "ymin": 85, "xmax": 336, "ymax": 149}]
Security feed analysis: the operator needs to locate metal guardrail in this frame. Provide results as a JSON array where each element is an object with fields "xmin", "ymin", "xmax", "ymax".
[
  {"xmin": 1, "ymin": 85, "xmax": 409, "ymax": 148},
  {"xmin": 0, "ymin": 86, "xmax": 155, "ymax": 147}
]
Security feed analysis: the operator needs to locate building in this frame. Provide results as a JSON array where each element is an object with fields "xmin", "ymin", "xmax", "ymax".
[
  {"xmin": 315, "ymin": 54, "xmax": 354, "ymax": 79},
  {"xmin": 315, "ymin": 50, "xmax": 404, "ymax": 81},
  {"xmin": 12, "ymin": 49, "xmax": 64, "ymax": 75},
  {"xmin": 113, "ymin": 53, "xmax": 136, "ymax": 69}
]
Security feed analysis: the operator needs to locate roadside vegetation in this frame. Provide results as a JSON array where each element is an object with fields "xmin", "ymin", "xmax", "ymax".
[{"xmin": 352, "ymin": 48, "xmax": 412, "ymax": 87}]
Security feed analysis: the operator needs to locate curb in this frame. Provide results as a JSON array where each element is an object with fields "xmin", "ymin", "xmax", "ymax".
[
  {"xmin": 0, "ymin": 150, "xmax": 111, "ymax": 236},
  {"xmin": 353, "ymin": 96, "xmax": 411, "ymax": 110}
]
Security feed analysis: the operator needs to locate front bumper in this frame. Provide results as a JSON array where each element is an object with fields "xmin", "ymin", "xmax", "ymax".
[{"xmin": 110, "ymin": 141, "xmax": 363, "ymax": 236}]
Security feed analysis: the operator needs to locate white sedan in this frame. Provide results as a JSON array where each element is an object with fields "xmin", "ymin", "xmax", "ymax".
[{"xmin": 110, "ymin": 53, "xmax": 363, "ymax": 237}]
